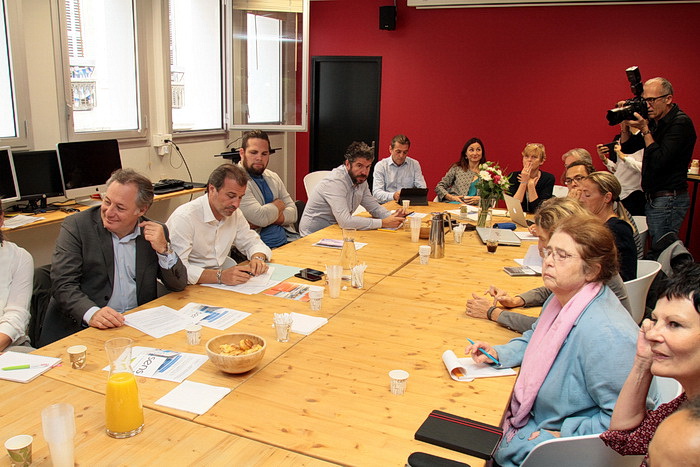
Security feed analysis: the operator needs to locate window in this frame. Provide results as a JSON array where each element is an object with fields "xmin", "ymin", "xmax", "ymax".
[
  {"xmin": 59, "ymin": 0, "xmax": 145, "ymax": 139},
  {"xmin": 0, "ymin": 0, "xmax": 29, "ymax": 147},
  {"xmin": 228, "ymin": 0, "xmax": 308, "ymax": 131},
  {"xmin": 169, "ymin": 0, "xmax": 224, "ymax": 132}
]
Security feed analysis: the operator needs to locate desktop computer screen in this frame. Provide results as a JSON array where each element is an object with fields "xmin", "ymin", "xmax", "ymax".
[
  {"xmin": 12, "ymin": 149, "xmax": 65, "ymax": 212},
  {"xmin": 56, "ymin": 139, "xmax": 122, "ymax": 205},
  {"xmin": 0, "ymin": 146, "xmax": 20, "ymax": 204}
]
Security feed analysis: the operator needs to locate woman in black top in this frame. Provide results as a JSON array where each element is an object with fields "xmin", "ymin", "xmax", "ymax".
[
  {"xmin": 507, "ymin": 143, "xmax": 555, "ymax": 213},
  {"xmin": 579, "ymin": 172, "xmax": 638, "ymax": 281}
]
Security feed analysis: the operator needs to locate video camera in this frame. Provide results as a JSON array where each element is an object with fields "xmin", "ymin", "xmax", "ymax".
[{"xmin": 606, "ymin": 66, "xmax": 648, "ymax": 126}]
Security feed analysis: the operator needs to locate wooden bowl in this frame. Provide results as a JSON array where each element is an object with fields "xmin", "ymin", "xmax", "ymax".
[
  {"xmin": 206, "ymin": 333, "xmax": 266, "ymax": 374},
  {"xmin": 419, "ymin": 225, "xmax": 430, "ymax": 239}
]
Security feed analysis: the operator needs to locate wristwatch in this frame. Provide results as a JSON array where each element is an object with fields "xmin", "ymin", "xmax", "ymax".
[
  {"xmin": 216, "ymin": 268, "xmax": 223, "ymax": 285},
  {"xmin": 251, "ymin": 254, "xmax": 267, "ymax": 262},
  {"xmin": 159, "ymin": 242, "xmax": 173, "ymax": 256}
]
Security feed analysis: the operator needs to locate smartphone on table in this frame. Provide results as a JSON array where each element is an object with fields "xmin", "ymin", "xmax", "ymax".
[{"xmin": 294, "ymin": 268, "xmax": 325, "ymax": 282}]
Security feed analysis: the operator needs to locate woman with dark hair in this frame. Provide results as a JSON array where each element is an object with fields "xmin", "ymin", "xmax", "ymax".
[
  {"xmin": 0, "ymin": 207, "xmax": 34, "ymax": 351},
  {"xmin": 467, "ymin": 214, "xmax": 639, "ymax": 467},
  {"xmin": 435, "ymin": 137, "xmax": 486, "ymax": 205},
  {"xmin": 601, "ymin": 263, "xmax": 700, "ymax": 464}
]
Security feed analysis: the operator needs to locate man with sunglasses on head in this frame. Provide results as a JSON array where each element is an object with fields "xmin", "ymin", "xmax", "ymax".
[{"xmin": 619, "ymin": 77, "xmax": 696, "ymax": 244}]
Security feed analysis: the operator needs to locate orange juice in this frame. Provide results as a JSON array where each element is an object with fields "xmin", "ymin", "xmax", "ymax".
[{"xmin": 105, "ymin": 372, "xmax": 144, "ymax": 437}]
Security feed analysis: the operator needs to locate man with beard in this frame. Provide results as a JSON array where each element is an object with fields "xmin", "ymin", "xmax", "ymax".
[
  {"xmin": 166, "ymin": 164, "xmax": 271, "ymax": 286},
  {"xmin": 237, "ymin": 130, "xmax": 298, "ymax": 248},
  {"xmin": 299, "ymin": 141, "xmax": 407, "ymax": 236}
]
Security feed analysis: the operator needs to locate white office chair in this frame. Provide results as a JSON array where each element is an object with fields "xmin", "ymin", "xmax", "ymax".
[
  {"xmin": 303, "ymin": 171, "xmax": 331, "ymax": 198},
  {"xmin": 624, "ymin": 260, "xmax": 662, "ymax": 324},
  {"xmin": 520, "ymin": 433, "xmax": 644, "ymax": 467},
  {"xmin": 552, "ymin": 185, "xmax": 569, "ymax": 198},
  {"xmin": 632, "ymin": 215, "xmax": 648, "ymax": 255},
  {"xmin": 653, "ymin": 376, "xmax": 683, "ymax": 405}
]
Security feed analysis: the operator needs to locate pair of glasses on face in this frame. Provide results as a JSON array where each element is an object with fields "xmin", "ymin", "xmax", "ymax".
[
  {"xmin": 643, "ymin": 94, "xmax": 669, "ymax": 104},
  {"xmin": 540, "ymin": 247, "xmax": 579, "ymax": 262},
  {"xmin": 565, "ymin": 174, "xmax": 587, "ymax": 185}
]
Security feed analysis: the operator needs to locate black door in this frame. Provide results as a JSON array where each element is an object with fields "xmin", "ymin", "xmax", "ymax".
[{"xmin": 310, "ymin": 56, "xmax": 381, "ymax": 174}]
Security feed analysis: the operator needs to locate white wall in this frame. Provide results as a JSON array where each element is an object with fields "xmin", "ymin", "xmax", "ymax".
[{"xmin": 7, "ymin": 0, "xmax": 297, "ymax": 265}]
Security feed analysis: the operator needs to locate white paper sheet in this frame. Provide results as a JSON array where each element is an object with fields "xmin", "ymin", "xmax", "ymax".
[
  {"xmin": 515, "ymin": 231, "xmax": 539, "ymax": 241},
  {"xmin": 312, "ymin": 239, "xmax": 368, "ymax": 250},
  {"xmin": 155, "ymin": 380, "xmax": 231, "ymax": 415},
  {"xmin": 3, "ymin": 215, "xmax": 44, "ymax": 229},
  {"xmin": 124, "ymin": 305, "xmax": 191, "ymax": 338},
  {"xmin": 289, "ymin": 312, "xmax": 328, "ymax": 335},
  {"xmin": 103, "ymin": 346, "xmax": 208, "ymax": 383},
  {"xmin": 202, "ymin": 267, "xmax": 280, "ymax": 295},
  {"xmin": 177, "ymin": 302, "xmax": 251, "ymax": 330}
]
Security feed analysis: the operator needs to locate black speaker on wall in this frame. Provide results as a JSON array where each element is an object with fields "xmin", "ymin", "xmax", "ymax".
[{"xmin": 379, "ymin": 6, "xmax": 396, "ymax": 31}]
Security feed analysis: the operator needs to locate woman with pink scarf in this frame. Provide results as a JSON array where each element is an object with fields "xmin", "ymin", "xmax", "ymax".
[{"xmin": 467, "ymin": 215, "xmax": 640, "ymax": 467}]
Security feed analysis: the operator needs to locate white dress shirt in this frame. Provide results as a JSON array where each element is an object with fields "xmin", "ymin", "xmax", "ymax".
[
  {"xmin": 299, "ymin": 165, "xmax": 391, "ymax": 236},
  {"xmin": 166, "ymin": 194, "xmax": 272, "ymax": 284},
  {"xmin": 603, "ymin": 149, "xmax": 643, "ymax": 200},
  {"xmin": 0, "ymin": 241, "xmax": 33, "ymax": 346},
  {"xmin": 372, "ymin": 156, "xmax": 427, "ymax": 203}
]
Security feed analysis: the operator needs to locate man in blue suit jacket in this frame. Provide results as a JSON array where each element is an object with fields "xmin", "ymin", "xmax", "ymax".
[{"xmin": 38, "ymin": 169, "xmax": 186, "ymax": 347}]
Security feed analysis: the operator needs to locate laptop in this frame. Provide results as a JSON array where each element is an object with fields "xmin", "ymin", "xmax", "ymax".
[
  {"xmin": 398, "ymin": 188, "xmax": 429, "ymax": 206},
  {"xmin": 476, "ymin": 226, "xmax": 522, "ymax": 246},
  {"xmin": 503, "ymin": 194, "xmax": 529, "ymax": 227}
]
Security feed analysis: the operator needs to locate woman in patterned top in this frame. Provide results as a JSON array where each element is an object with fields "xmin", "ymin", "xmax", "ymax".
[
  {"xmin": 435, "ymin": 137, "xmax": 486, "ymax": 205},
  {"xmin": 601, "ymin": 263, "xmax": 700, "ymax": 463}
]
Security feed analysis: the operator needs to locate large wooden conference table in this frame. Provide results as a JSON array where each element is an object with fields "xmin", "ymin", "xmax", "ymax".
[{"xmin": 17, "ymin": 201, "xmax": 544, "ymax": 466}]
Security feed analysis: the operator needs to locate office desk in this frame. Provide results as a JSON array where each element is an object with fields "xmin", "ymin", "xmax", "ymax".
[
  {"xmin": 1, "ymin": 187, "xmax": 205, "ymax": 233},
  {"xmin": 0, "ymin": 378, "xmax": 330, "ymax": 466}
]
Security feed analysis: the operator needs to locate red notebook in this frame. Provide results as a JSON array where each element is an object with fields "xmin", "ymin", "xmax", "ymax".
[{"xmin": 414, "ymin": 410, "xmax": 503, "ymax": 460}]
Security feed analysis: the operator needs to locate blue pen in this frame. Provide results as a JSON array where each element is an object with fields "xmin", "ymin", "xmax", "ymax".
[{"xmin": 466, "ymin": 338, "xmax": 501, "ymax": 366}]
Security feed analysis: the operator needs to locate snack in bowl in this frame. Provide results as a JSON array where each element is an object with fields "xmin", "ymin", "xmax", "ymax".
[{"xmin": 206, "ymin": 333, "xmax": 266, "ymax": 374}]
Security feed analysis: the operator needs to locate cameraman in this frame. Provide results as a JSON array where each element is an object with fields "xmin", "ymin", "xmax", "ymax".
[{"xmin": 620, "ymin": 77, "xmax": 696, "ymax": 244}]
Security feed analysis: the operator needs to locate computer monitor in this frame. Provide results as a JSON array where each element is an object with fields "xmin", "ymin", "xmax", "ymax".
[
  {"xmin": 0, "ymin": 146, "xmax": 20, "ymax": 205},
  {"xmin": 56, "ymin": 139, "xmax": 122, "ymax": 206},
  {"xmin": 12, "ymin": 149, "xmax": 65, "ymax": 213}
]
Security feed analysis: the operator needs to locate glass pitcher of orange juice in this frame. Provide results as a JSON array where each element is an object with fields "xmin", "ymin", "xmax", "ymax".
[{"xmin": 104, "ymin": 337, "xmax": 144, "ymax": 438}]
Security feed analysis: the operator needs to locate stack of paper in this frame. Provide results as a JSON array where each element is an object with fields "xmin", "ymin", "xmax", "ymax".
[
  {"xmin": 290, "ymin": 312, "xmax": 328, "ymax": 335},
  {"xmin": 441, "ymin": 350, "xmax": 515, "ymax": 382}
]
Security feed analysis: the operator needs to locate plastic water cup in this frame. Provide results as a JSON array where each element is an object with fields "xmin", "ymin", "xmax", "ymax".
[
  {"xmin": 326, "ymin": 265, "xmax": 342, "ymax": 299},
  {"xmin": 410, "ymin": 216, "xmax": 422, "ymax": 243},
  {"xmin": 308, "ymin": 287, "xmax": 324, "ymax": 311},
  {"xmin": 419, "ymin": 245, "xmax": 431, "ymax": 264},
  {"xmin": 41, "ymin": 403, "xmax": 75, "ymax": 467}
]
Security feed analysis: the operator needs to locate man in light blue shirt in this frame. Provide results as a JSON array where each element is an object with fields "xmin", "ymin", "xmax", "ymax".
[
  {"xmin": 299, "ymin": 142, "xmax": 407, "ymax": 236},
  {"xmin": 372, "ymin": 134, "xmax": 426, "ymax": 203}
]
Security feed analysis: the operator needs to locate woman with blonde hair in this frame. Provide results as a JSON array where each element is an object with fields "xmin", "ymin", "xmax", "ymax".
[
  {"xmin": 579, "ymin": 171, "xmax": 638, "ymax": 281},
  {"xmin": 507, "ymin": 143, "xmax": 555, "ymax": 213}
]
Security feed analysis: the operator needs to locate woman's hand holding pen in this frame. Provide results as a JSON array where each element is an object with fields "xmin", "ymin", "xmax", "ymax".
[{"xmin": 466, "ymin": 340, "xmax": 499, "ymax": 365}]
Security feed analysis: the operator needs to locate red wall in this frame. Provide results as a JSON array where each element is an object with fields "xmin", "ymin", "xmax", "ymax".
[{"xmin": 297, "ymin": 1, "xmax": 700, "ymax": 255}]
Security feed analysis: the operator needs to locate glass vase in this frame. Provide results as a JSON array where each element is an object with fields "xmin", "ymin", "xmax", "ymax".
[{"xmin": 477, "ymin": 196, "xmax": 498, "ymax": 228}]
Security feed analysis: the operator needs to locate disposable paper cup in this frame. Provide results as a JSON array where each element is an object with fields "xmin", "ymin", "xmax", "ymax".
[
  {"xmin": 402, "ymin": 200, "xmax": 410, "ymax": 210},
  {"xmin": 186, "ymin": 324, "xmax": 202, "ymax": 345},
  {"xmin": 4, "ymin": 435, "xmax": 32, "ymax": 467},
  {"xmin": 67, "ymin": 344, "xmax": 87, "ymax": 369},
  {"xmin": 389, "ymin": 369, "xmax": 410, "ymax": 395},
  {"xmin": 453, "ymin": 229, "xmax": 464, "ymax": 244},
  {"xmin": 419, "ymin": 245, "xmax": 431, "ymax": 264}
]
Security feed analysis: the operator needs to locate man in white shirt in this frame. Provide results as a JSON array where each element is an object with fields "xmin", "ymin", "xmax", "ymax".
[
  {"xmin": 372, "ymin": 134, "xmax": 427, "ymax": 203},
  {"xmin": 597, "ymin": 139, "xmax": 645, "ymax": 216},
  {"xmin": 299, "ymin": 142, "xmax": 407, "ymax": 236},
  {"xmin": 237, "ymin": 130, "xmax": 298, "ymax": 248},
  {"xmin": 166, "ymin": 164, "xmax": 272, "ymax": 286}
]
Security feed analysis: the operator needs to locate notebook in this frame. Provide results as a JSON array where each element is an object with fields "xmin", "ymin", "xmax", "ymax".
[
  {"xmin": 476, "ymin": 226, "xmax": 521, "ymax": 246},
  {"xmin": 0, "ymin": 351, "xmax": 61, "ymax": 383},
  {"xmin": 503, "ymin": 194, "xmax": 528, "ymax": 227},
  {"xmin": 399, "ymin": 188, "xmax": 429, "ymax": 206},
  {"xmin": 414, "ymin": 410, "xmax": 503, "ymax": 460}
]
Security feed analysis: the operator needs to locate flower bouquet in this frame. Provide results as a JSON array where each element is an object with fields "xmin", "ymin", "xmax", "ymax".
[{"xmin": 474, "ymin": 162, "xmax": 511, "ymax": 227}]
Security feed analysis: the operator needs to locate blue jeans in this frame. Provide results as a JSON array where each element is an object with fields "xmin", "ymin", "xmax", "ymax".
[{"xmin": 645, "ymin": 192, "xmax": 690, "ymax": 245}]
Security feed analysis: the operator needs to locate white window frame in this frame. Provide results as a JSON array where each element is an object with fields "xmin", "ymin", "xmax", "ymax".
[
  {"xmin": 55, "ymin": 0, "xmax": 148, "ymax": 142},
  {"xmin": 0, "ymin": 0, "xmax": 31, "ymax": 148},
  {"xmin": 225, "ymin": 0, "xmax": 309, "ymax": 132}
]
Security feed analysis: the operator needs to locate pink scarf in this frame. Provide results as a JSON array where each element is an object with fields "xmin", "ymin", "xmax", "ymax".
[{"xmin": 503, "ymin": 281, "xmax": 602, "ymax": 441}]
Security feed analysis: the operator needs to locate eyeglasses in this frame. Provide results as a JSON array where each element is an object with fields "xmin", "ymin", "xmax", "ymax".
[
  {"xmin": 540, "ymin": 247, "xmax": 579, "ymax": 262},
  {"xmin": 565, "ymin": 174, "xmax": 587, "ymax": 185},
  {"xmin": 643, "ymin": 94, "xmax": 670, "ymax": 104}
]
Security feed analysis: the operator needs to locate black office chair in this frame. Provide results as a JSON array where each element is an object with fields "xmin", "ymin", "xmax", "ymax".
[{"xmin": 28, "ymin": 264, "xmax": 52, "ymax": 347}]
